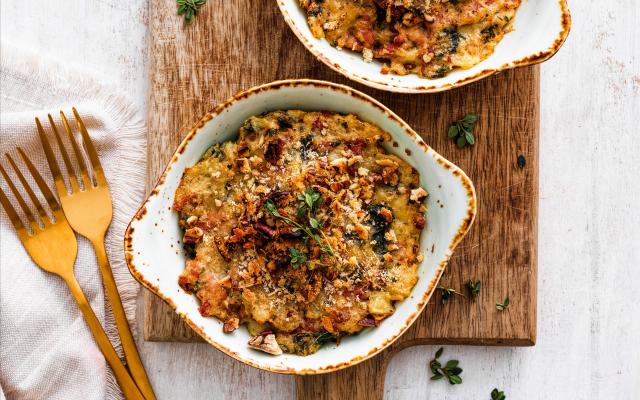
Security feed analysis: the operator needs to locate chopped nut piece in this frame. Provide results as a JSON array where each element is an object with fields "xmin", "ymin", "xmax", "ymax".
[
  {"xmin": 183, "ymin": 227, "xmax": 204, "ymax": 244},
  {"xmin": 417, "ymin": 253, "xmax": 424, "ymax": 262},
  {"xmin": 354, "ymin": 223, "xmax": 369, "ymax": 240},
  {"xmin": 248, "ymin": 333, "xmax": 283, "ymax": 355},
  {"xmin": 410, "ymin": 187, "xmax": 428, "ymax": 202},
  {"xmin": 214, "ymin": 199, "xmax": 222, "ymax": 207},
  {"xmin": 363, "ymin": 48, "xmax": 373, "ymax": 62},
  {"xmin": 375, "ymin": 159, "xmax": 399, "ymax": 168},
  {"xmin": 379, "ymin": 207, "xmax": 393, "ymax": 223},
  {"xmin": 357, "ymin": 167, "xmax": 369, "ymax": 176},
  {"xmin": 223, "ymin": 317, "xmax": 239, "ymax": 333},
  {"xmin": 186, "ymin": 215, "xmax": 198, "ymax": 225}
]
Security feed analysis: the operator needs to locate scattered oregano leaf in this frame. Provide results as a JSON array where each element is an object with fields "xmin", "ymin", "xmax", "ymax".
[
  {"xmin": 496, "ymin": 297, "xmax": 510, "ymax": 311},
  {"xmin": 448, "ymin": 113, "xmax": 478, "ymax": 148},
  {"xmin": 288, "ymin": 248, "xmax": 307, "ymax": 269},
  {"xmin": 491, "ymin": 388, "xmax": 506, "ymax": 400},
  {"xmin": 437, "ymin": 285, "xmax": 465, "ymax": 304},
  {"xmin": 466, "ymin": 280, "xmax": 481, "ymax": 300},
  {"xmin": 177, "ymin": 0, "xmax": 207, "ymax": 24},
  {"xmin": 429, "ymin": 347, "xmax": 463, "ymax": 385}
]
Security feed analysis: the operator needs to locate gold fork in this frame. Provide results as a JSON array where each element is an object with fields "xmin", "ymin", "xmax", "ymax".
[
  {"xmin": 0, "ymin": 150, "xmax": 144, "ymax": 400},
  {"xmin": 36, "ymin": 109, "xmax": 156, "ymax": 400}
]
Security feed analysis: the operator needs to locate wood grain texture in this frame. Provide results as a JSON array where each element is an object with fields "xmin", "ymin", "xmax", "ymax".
[{"xmin": 146, "ymin": 0, "xmax": 538, "ymax": 397}]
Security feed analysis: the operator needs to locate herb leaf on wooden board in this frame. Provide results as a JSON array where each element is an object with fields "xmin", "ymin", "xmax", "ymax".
[
  {"xmin": 429, "ymin": 347, "xmax": 463, "ymax": 385},
  {"xmin": 491, "ymin": 388, "xmax": 506, "ymax": 400},
  {"xmin": 437, "ymin": 286, "xmax": 465, "ymax": 304},
  {"xmin": 496, "ymin": 297, "xmax": 510, "ymax": 311},
  {"xmin": 448, "ymin": 113, "xmax": 479, "ymax": 148},
  {"xmin": 177, "ymin": 0, "xmax": 207, "ymax": 24},
  {"xmin": 466, "ymin": 280, "xmax": 481, "ymax": 299}
]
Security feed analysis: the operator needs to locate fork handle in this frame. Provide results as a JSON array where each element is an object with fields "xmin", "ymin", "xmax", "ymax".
[
  {"xmin": 62, "ymin": 274, "xmax": 145, "ymax": 400},
  {"xmin": 91, "ymin": 238, "xmax": 156, "ymax": 400}
]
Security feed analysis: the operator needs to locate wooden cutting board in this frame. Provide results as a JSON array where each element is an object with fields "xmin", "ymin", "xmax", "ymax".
[{"xmin": 145, "ymin": 0, "xmax": 538, "ymax": 398}]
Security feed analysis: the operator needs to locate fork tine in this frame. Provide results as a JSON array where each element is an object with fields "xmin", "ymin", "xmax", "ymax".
[
  {"xmin": 72, "ymin": 108, "xmax": 107, "ymax": 186},
  {"xmin": 17, "ymin": 148, "xmax": 62, "ymax": 216},
  {"xmin": 0, "ymin": 186, "xmax": 28, "ymax": 235},
  {"xmin": 37, "ymin": 117, "xmax": 68, "ymax": 196},
  {"xmin": 60, "ymin": 111, "xmax": 91, "ymax": 189},
  {"xmin": 48, "ymin": 114, "xmax": 80, "ymax": 192},
  {"xmin": 6, "ymin": 153, "xmax": 55, "ymax": 225},
  {"xmin": 0, "ymin": 161, "xmax": 39, "ymax": 229}
]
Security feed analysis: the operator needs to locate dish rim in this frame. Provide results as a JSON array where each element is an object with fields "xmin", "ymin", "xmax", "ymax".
[
  {"xmin": 276, "ymin": 0, "xmax": 572, "ymax": 93},
  {"xmin": 124, "ymin": 79, "xmax": 477, "ymax": 374}
]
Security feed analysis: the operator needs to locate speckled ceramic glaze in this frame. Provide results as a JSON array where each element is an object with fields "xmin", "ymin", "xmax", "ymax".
[
  {"xmin": 125, "ymin": 80, "xmax": 476, "ymax": 374},
  {"xmin": 277, "ymin": 0, "xmax": 571, "ymax": 93}
]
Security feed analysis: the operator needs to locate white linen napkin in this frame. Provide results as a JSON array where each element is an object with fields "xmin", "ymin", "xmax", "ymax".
[{"xmin": 0, "ymin": 43, "xmax": 146, "ymax": 399}]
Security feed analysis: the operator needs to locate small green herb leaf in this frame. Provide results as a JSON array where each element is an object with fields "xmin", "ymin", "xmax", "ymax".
[
  {"xmin": 309, "ymin": 217, "xmax": 320, "ymax": 229},
  {"xmin": 176, "ymin": 0, "xmax": 207, "ymax": 24},
  {"xmin": 466, "ymin": 280, "xmax": 481, "ymax": 299},
  {"xmin": 464, "ymin": 131, "xmax": 475, "ymax": 145},
  {"xmin": 429, "ymin": 347, "xmax": 463, "ymax": 385},
  {"xmin": 438, "ymin": 286, "xmax": 465, "ymax": 304},
  {"xmin": 496, "ymin": 297, "xmax": 510, "ymax": 311},
  {"xmin": 289, "ymin": 248, "xmax": 307, "ymax": 269},
  {"xmin": 314, "ymin": 332, "xmax": 336, "ymax": 345},
  {"xmin": 448, "ymin": 113, "xmax": 479, "ymax": 148},
  {"xmin": 491, "ymin": 388, "xmax": 506, "ymax": 400},
  {"xmin": 264, "ymin": 200, "xmax": 281, "ymax": 217}
]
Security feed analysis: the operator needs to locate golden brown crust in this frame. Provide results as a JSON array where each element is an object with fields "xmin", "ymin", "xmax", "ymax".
[
  {"xmin": 299, "ymin": 0, "xmax": 521, "ymax": 78},
  {"xmin": 174, "ymin": 111, "xmax": 427, "ymax": 355}
]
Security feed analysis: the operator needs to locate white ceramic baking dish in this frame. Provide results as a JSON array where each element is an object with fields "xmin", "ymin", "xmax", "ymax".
[
  {"xmin": 125, "ymin": 80, "xmax": 476, "ymax": 374},
  {"xmin": 277, "ymin": 0, "xmax": 571, "ymax": 93}
]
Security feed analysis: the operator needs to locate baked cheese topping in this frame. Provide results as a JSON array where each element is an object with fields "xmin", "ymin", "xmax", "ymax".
[
  {"xmin": 299, "ymin": 0, "xmax": 521, "ymax": 78},
  {"xmin": 174, "ymin": 111, "xmax": 427, "ymax": 355}
]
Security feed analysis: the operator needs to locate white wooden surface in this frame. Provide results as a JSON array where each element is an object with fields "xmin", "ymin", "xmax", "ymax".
[{"xmin": 2, "ymin": 1, "xmax": 639, "ymax": 398}]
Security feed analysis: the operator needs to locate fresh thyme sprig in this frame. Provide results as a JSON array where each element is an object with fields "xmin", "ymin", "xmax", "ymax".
[
  {"xmin": 466, "ymin": 280, "xmax": 481, "ymax": 300},
  {"xmin": 496, "ymin": 297, "xmax": 510, "ymax": 311},
  {"xmin": 437, "ymin": 285, "xmax": 465, "ymax": 305},
  {"xmin": 288, "ymin": 248, "xmax": 307, "ymax": 269},
  {"xmin": 491, "ymin": 388, "xmax": 506, "ymax": 400},
  {"xmin": 264, "ymin": 188, "xmax": 335, "ymax": 259},
  {"xmin": 429, "ymin": 347, "xmax": 463, "ymax": 385},
  {"xmin": 448, "ymin": 113, "xmax": 478, "ymax": 148},
  {"xmin": 177, "ymin": 0, "xmax": 206, "ymax": 24}
]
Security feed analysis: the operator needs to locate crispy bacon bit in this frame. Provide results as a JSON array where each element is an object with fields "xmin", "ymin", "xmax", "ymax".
[
  {"xmin": 357, "ymin": 318, "xmax": 378, "ymax": 327},
  {"xmin": 248, "ymin": 333, "xmax": 283, "ymax": 355},
  {"xmin": 413, "ymin": 214, "xmax": 426, "ymax": 229},
  {"xmin": 255, "ymin": 223, "xmax": 276, "ymax": 239},
  {"xmin": 264, "ymin": 138, "xmax": 285, "ymax": 164},
  {"xmin": 223, "ymin": 317, "xmax": 240, "ymax": 333},
  {"xmin": 345, "ymin": 138, "xmax": 368, "ymax": 155},
  {"xmin": 183, "ymin": 227, "xmax": 204, "ymax": 244},
  {"xmin": 198, "ymin": 300, "xmax": 211, "ymax": 315}
]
